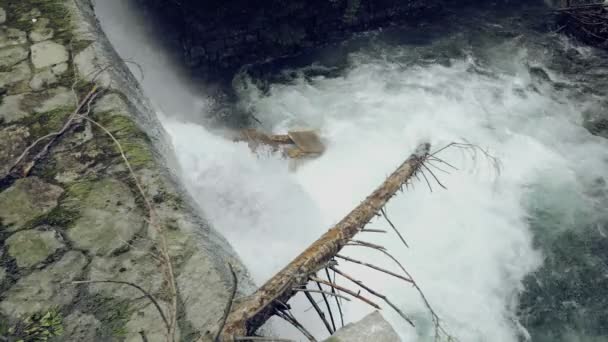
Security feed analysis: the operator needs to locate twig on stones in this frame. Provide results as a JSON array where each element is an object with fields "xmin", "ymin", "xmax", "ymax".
[
  {"xmin": 215, "ymin": 264, "xmax": 238, "ymax": 342},
  {"xmin": 72, "ymin": 279, "xmax": 170, "ymax": 332},
  {"xmin": 9, "ymin": 85, "xmax": 101, "ymax": 177},
  {"xmin": 77, "ymin": 114, "xmax": 178, "ymax": 342}
]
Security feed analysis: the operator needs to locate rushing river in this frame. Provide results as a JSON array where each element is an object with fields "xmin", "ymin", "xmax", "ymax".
[{"xmin": 96, "ymin": 1, "xmax": 608, "ymax": 341}]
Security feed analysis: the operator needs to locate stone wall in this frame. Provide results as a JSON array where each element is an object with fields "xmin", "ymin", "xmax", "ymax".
[
  {"xmin": 139, "ymin": 0, "xmax": 444, "ymax": 70},
  {"xmin": 0, "ymin": 0, "xmax": 252, "ymax": 340}
]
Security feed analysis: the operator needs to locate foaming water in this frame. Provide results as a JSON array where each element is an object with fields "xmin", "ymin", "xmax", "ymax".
[
  {"xmin": 167, "ymin": 47, "xmax": 608, "ymax": 341},
  {"xmin": 95, "ymin": 1, "xmax": 608, "ymax": 341}
]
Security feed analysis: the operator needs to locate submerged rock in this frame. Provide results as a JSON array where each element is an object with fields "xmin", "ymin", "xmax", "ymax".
[{"xmin": 324, "ymin": 311, "xmax": 401, "ymax": 342}]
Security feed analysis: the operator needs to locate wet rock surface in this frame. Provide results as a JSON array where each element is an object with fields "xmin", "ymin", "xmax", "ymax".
[
  {"xmin": 0, "ymin": 0, "xmax": 253, "ymax": 340},
  {"xmin": 324, "ymin": 311, "xmax": 401, "ymax": 342},
  {"xmin": 137, "ymin": 0, "xmax": 444, "ymax": 70},
  {"xmin": 66, "ymin": 178, "xmax": 144, "ymax": 256},
  {"xmin": 6, "ymin": 228, "xmax": 65, "ymax": 268},
  {"xmin": 0, "ymin": 177, "xmax": 64, "ymax": 231},
  {"xmin": 0, "ymin": 251, "xmax": 87, "ymax": 317}
]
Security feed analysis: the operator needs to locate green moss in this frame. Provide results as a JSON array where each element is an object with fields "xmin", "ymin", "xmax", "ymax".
[
  {"xmin": 32, "ymin": 205, "xmax": 79, "ymax": 229},
  {"xmin": 73, "ymin": 81, "xmax": 97, "ymax": 100},
  {"xmin": 99, "ymin": 115, "xmax": 141, "ymax": 137},
  {"xmin": 23, "ymin": 181, "xmax": 93, "ymax": 230},
  {"xmin": 152, "ymin": 190, "xmax": 185, "ymax": 212},
  {"xmin": 64, "ymin": 180, "xmax": 95, "ymax": 203},
  {"xmin": 87, "ymin": 296, "xmax": 131, "ymax": 338},
  {"xmin": 95, "ymin": 114, "xmax": 155, "ymax": 169},
  {"xmin": 16, "ymin": 106, "xmax": 74, "ymax": 140},
  {"xmin": 71, "ymin": 40, "xmax": 94, "ymax": 56},
  {"xmin": 8, "ymin": 308, "xmax": 64, "ymax": 342},
  {"xmin": 117, "ymin": 141, "xmax": 154, "ymax": 169},
  {"xmin": 1, "ymin": 0, "xmax": 73, "ymax": 45},
  {"xmin": 0, "ymin": 315, "xmax": 9, "ymax": 337}
]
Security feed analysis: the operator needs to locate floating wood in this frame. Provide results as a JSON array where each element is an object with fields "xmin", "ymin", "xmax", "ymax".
[
  {"xmin": 287, "ymin": 130, "xmax": 325, "ymax": 154},
  {"xmin": 218, "ymin": 143, "xmax": 431, "ymax": 339},
  {"xmin": 235, "ymin": 128, "xmax": 325, "ymax": 159}
]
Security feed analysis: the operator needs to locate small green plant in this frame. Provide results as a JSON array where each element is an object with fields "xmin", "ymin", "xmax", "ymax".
[{"xmin": 10, "ymin": 309, "xmax": 63, "ymax": 342}]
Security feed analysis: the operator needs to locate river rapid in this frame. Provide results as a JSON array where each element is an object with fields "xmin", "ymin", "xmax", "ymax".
[{"xmin": 95, "ymin": 1, "xmax": 608, "ymax": 341}]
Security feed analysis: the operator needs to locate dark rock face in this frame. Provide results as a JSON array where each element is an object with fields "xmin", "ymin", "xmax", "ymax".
[{"xmin": 139, "ymin": 0, "xmax": 444, "ymax": 70}]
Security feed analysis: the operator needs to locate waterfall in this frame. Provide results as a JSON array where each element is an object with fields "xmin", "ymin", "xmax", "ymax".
[{"xmin": 95, "ymin": 1, "xmax": 608, "ymax": 341}]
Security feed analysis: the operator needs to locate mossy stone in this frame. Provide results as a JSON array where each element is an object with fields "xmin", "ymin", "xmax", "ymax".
[
  {"xmin": 0, "ymin": 251, "xmax": 87, "ymax": 318},
  {"xmin": 0, "ymin": 177, "xmax": 64, "ymax": 232},
  {"xmin": 5, "ymin": 229, "xmax": 65, "ymax": 268},
  {"xmin": 66, "ymin": 178, "xmax": 144, "ymax": 255},
  {"xmin": 0, "ymin": 126, "xmax": 29, "ymax": 178}
]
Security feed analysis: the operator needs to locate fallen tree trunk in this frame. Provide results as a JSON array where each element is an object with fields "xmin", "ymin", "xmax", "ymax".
[{"xmin": 219, "ymin": 143, "xmax": 431, "ymax": 340}]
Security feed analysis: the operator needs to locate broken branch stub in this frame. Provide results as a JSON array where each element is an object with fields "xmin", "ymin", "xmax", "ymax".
[{"xmin": 219, "ymin": 143, "xmax": 430, "ymax": 340}]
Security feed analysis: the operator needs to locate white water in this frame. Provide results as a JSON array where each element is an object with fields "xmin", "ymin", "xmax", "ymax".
[{"xmin": 96, "ymin": 1, "xmax": 608, "ymax": 341}]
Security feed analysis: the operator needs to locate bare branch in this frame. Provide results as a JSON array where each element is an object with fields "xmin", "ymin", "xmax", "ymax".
[
  {"xmin": 335, "ymin": 254, "xmax": 413, "ymax": 284},
  {"xmin": 380, "ymin": 208, "xmax": 409, "ymax": 248},
  {"xmin": 219, "ymin": 144, "xmax": 429, "ymax": 338},
  {"xmin": 421, "ymin": 164, "xmax": 447, "ymax": 190},
  {"xmin": 303, "ymin": 291, "xmax": 334, "ymax": 335},
  {"xmin": 294, "ymin": 289, "xmax": 351, "ymax": 302},
  {"xmin": 330, "ymin": 266, "xmax": 415, "ymax": 327},
  {"xmin": 310, "ymin": 277, "xmax": 381, "ymax": 310},
  {"xmin": 274, "ymin": 310, "xmax": 317, "ymax": 342},
  {"xmin": 350, "ymin": 240, "xmax": 387, "ymax": 251},
  {"xmin": 325, "ymin": 268, "xmax": 344, "ymax": 328},
  {"xmin": 361, "ymin": 229, "xmax": 388, "ymax": 234},
  {"xmin": 314, "ymin": 282, "xmax": 337, "ymax": 332},
  {"xmin": 345, "ymin": 244, "xmax": 455, "ymax": 341}
]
